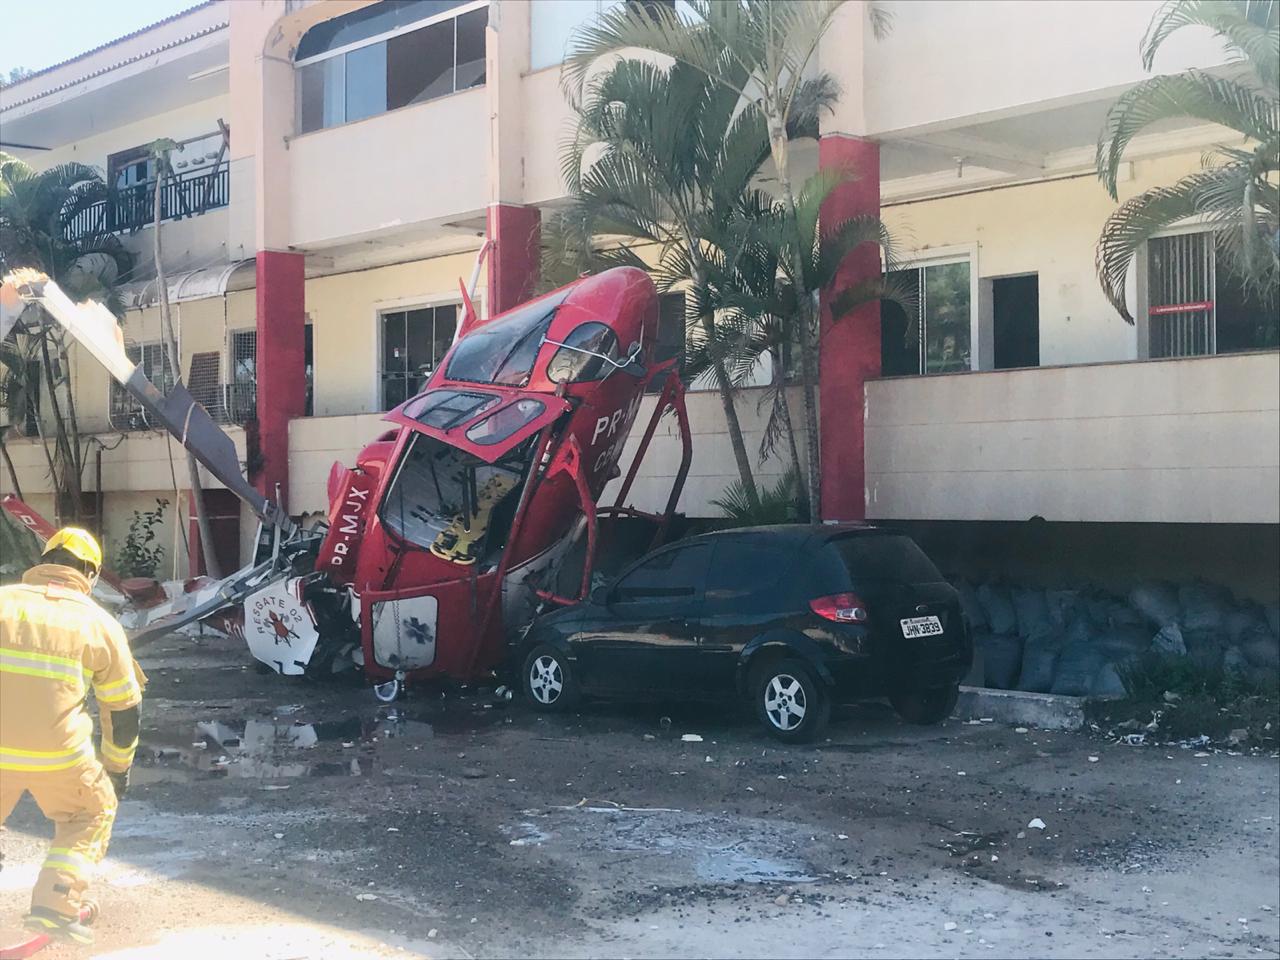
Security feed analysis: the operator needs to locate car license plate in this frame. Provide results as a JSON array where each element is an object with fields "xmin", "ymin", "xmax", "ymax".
[{"xmin": 900, "ymin": 615, "xmax": 943, "ymax": 638}]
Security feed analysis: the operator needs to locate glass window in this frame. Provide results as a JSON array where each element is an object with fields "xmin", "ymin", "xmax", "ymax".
[
  {"xmin": 296, "ymin": 1, "xmax": 468, "ymax": 60},
  {"xmin": 454, "ymin": 7, "xmax": 488, "ymax": 89},
  {"xmin": 547, "ymin": 322, "xmax": 620, "ymax": 383},
  {"xmin": 387, "ymin": 18, "xmax": 455, "ymax": 109},
  {"xmin": 296, "ymin": 3, "xmax": 488, "ymax": 134},
  {"xmin": 829, "ymin": 534, "xmax": 942, "ymax": 584},
  {"xmin": 880, "ymin": 261, "xmax": 971, "ymax": 375},
  {"xmin": 705, "ymin": 539, "xmax": 794, "ymax": 616},
  {"xmin": 613, "ymin": 542, "xmax": 711, "ymax": 605},
  {"xmin": 381, "ymin": 304, "xmax": 460, "ymax": 410},
  {"xmin": 344, "ymin": 42, "xmax": 387, "ymax": 122},
  {"xmin": 445, "ymin": 289, "xmax": 571, "ymax": 386},
  {"xmin": 402, "ymin": 389, "xmax": 499, "ymax": 429},
  {"xmin": 466, "ymin": 398, "xmax": 546, "ymax": 445}
]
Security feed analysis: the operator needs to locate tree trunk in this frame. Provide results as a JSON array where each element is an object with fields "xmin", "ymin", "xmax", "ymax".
[
  {"xmin": 765, "ymin": 111, "xmax": 822, "ymax": 520},
  {"xmin": 37, "ymin": 326, "xmax": 81, "ymax": 521},
  {"xmin": 770, "ymin": 349, "xmax": 804, "ymax": 488},
  {"xmin": 689, "ymin": 254, "xmax": 759, "ymax": 511},
  {"xmin": 0, "ymin": 433, "xmax": 22, "ymax": 500},
  {"xmin": 153, "ymin": 165, "xmax": 222, "ymax": 578}
]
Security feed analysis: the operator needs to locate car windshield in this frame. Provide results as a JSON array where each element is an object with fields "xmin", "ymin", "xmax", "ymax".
[
  {"xmin": 445, "ymin": 288, "xmax": 573, "ymax": 386},
  {"xmin": 379, "ymin": 432, "xmax": 531, "ymax": 566},
  {"xmin": 829, "ymin": 534, "xmax": 942, "ymax": 584}
]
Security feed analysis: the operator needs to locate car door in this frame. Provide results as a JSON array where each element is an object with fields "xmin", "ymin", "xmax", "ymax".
[
  {"xmin": 697, "ymin": 537, "xmax": 799, "ymax": 692},
  {"xmin": 576, "ymin": 541, "xmax": 711, "ymax": 696}
]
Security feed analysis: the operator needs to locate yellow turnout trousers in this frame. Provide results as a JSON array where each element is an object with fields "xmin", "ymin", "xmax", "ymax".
[{"xmin": 0, "ymin": 759, "xmax": 117, "ymax": 915}]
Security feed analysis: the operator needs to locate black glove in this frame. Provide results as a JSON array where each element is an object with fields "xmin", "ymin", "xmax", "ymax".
[{"xmin": 107, "ymin": 768, "xmax": 129, "ymax": 800}]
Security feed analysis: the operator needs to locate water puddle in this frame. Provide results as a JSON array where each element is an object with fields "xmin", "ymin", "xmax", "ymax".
[{"xmin": 135, "ymin": 705, "xmax": 498, "ymax": 782}]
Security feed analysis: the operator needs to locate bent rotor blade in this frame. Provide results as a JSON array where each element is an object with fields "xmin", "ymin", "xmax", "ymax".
[
  {"xmin": 127, "ymin": 558, "xmax": 285, "ymax": 649},
  {"xmin": 1, "ymin": 270, "xmax": 292, "ymax": 536},
  {"xmin": 1, "ymin": 494, "xmax": 127, "ymax": 598}
]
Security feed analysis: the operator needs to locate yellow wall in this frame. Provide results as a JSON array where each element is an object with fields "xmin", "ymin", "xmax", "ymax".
[{"xmin": 880, "ymin": 152, "xmax": 1204, "ymax": 368}]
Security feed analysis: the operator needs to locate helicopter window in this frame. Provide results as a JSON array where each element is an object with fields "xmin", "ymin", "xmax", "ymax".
[
  {"xmin": 445, "ymin": 288, "xmax": 573, "ymax": 387},
  {"xmin": 380, "ymin": 433, "xmax": 530, "ymax": 566},
  {"xmin": 546, "ymin": 322, "xmax": 620, "ymax": 383},
  {"xmin": 401, "ymin": 389, "xmax": 499, "ymax": 429},
  {"xmin": 465, "ymin": 398, "xmax": 546, "ymax": 445}
]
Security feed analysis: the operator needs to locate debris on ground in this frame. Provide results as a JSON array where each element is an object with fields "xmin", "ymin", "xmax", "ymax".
[{"xmin": 1028, "ymin": 818, "xmax": 1047, "ymax": 830}]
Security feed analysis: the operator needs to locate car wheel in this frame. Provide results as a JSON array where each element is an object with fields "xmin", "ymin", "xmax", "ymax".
[
  {"xmin": 890, "ymin": 684, "xmax": 960, "ymax": 725},
  {"xmin": 522, "ymin": 644, "xmax": 579, "ymax": 712},
  {"xmin": 752, "ymin": 658, "xmax": 829, "ymax": 743}
]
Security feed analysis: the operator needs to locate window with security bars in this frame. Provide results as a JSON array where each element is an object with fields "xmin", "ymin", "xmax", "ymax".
[
  {"xmin": 228, "ymin": 330, "xmax": 258, "ymax": 424},
  {"xmin": 1146, "ymin": 232, "xmax": 1278, "ymax": 358},
  {"xmin": 381, "ymin": 304, "xmax": 458, "ymax": 410},
  {"xmin": 227, "ymin": 326, "xmax": 313, "ymax": 422},
  {"xmin": 110, "ymin": 343, "xmax": 174, "ymax": 431}
]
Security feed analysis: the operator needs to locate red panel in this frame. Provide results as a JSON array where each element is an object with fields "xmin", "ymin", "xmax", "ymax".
[
  {"xmin": 254, "ymin": 250, "xmax": 306, "ymax": 509},
  {"xmin": 486, "ymin": 203, "xmax": 540, "ymax": 315},
  {"xmin": 817, "ymin": 135, "xmax": 881, "ymax": 522}
]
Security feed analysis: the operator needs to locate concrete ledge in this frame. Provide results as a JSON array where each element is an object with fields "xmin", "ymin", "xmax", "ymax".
[{"xmin": 953, "ymin": 685, "xmax": 1085, "ymax": 731}]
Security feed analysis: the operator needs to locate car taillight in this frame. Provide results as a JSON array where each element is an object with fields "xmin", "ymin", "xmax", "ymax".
[{"xmin": 809, "ymin": 593, "xmax": 868, "ymax": 623}]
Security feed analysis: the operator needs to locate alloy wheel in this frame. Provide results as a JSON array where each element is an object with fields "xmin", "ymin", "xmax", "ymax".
[
  {"xmin": 764, "ymin": 673, "xmax": 807, "ymax": 731},
  {"xmin": 529, "ymin": 655, "xmax": 564, "ymax": 705}
]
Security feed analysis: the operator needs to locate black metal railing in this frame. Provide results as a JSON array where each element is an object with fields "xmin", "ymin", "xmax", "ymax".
[{"xmin": 64, "ymin": 165, "xmax": 230, "ymax": 242}]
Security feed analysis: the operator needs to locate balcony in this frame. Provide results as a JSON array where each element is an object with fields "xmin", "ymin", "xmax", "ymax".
[
  {"xmin": 64, "ymin": 165, "xmax": 229, "ymax": 243},
  {"xmin": 864, "ymin": 351, "xmax": 1280, "ymax": 525}
]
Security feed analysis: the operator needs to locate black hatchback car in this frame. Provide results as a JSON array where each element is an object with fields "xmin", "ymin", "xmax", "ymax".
[{"xmin": 517, "ymin": 525, "xmax": 971, "ymax": 741}]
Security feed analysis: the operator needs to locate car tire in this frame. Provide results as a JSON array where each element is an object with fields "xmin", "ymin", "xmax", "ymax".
[
  {"xmin": 890, "ymin": 684, "xmax": 960, "ymax": 725},
  {"xmin": 752, "ymin": 658, "xmax": 829, "ymax": 743},
  {"xmin": 522, "ymin": 644, "xmax": 579, "ymax": 712}
]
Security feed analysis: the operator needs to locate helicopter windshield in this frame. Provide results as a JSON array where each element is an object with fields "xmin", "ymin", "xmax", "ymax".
[
  {"xmin": 379, "ymin": 432, "xmax": 531, "ymax": 567},
  {"xmin": 445, "ymin": 288, "xmax": 573, "ymax": 386}
]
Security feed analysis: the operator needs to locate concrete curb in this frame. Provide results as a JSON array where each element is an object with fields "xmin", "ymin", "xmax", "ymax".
[{"xmin": 953, "ymin": 685, "xmax": 1086, "ymax": 731}]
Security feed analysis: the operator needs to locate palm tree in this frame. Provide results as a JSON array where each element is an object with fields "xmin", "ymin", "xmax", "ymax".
[
  {"xmin": 564, "ymin": 0, "xmax": 895, "ymax": 520},
  {"xmin": 559, "ymin": 57, "xmax": 818, "ymax": 511},
  {"xmin": 0, "ymin": 152, "xmax": 130, "ymax": 522},
  {"xmin": 1096, "ymin": 0, "xmax": 1280, "ymax": 321}
]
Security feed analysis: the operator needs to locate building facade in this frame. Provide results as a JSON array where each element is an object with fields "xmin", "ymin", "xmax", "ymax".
[{"xmin": 2, "ymin": 0, "xmax": 1276, "ymax": 596}]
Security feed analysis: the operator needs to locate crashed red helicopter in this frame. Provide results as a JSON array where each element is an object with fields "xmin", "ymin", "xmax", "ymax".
[{"xmin": 1, "ymin": 266, "xmax": 691, "ymax": 699}]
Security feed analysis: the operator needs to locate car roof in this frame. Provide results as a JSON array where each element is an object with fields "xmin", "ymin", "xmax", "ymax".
[{"xmin": 677, "ymin": 523, "xmax": 885, "ymax": 549}]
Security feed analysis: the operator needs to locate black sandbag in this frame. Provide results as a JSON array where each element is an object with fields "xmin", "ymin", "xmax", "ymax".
[
  {"xmin": 1183, "ymin": 629, "xmax": 1224, "ymax": 673},
  {"xmin": 955, "ymin": 580, "xmax": 988, "ymax": 631},
  {"xmin": 978, "ymin": 583, "xmax": 1018, "ymax": 636},
  {"xmin": 1179, "ymin": 581, "xmax": 1233, "ymax": 634},
  {"xmin": 1051, "ymin": 643, "xmax": 1105, "ymax": 697},
  {"xmin": 1013, "ymin": 587, "xmax": 1053, "ymax": 639},
  {"xmin": 978, "ymin": 632, "xmax": 1023, "ymax": 690},
  {"xmin": 1129, "ymin": 582, "xmax": 1180, "ymax": 629},
  {"xmin": 1016, "ymin": 635, "xmax": 1061, "ymax": 693}
]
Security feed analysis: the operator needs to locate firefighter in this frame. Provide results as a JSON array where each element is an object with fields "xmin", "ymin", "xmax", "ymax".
[{"xmin": 0, "ymin": 528, "xmax": 143, "ymax": 945}]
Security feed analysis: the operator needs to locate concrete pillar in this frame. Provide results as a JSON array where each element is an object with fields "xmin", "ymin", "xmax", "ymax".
[
  {"xmin": 254, "ymin": 251, "xmax": 305, "ymax": 507},
  {"xmin": 485, "ymin": 0, "xmax": 539, "ymax": 314},
  {"xmin": 818, "ymin": 134, "xmax": 881, "ymax": 522}
]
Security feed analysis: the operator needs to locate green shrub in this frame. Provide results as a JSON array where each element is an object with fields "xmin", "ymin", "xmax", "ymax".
[{"xmin": 114, "ymin": 498, "xmax": 168, "ymax": 579}]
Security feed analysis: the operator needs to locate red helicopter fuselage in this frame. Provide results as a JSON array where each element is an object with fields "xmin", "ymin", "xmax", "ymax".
[{"xmin": 312, "ymin": 266, "xmax": 688, "ymax": 684}]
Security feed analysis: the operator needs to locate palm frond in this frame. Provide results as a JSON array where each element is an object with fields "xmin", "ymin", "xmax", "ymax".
[
  {"xmin": 1141, "ymin": 0, "xmax": 1279, "ymax": 86},
  {"xmin": 1097, "ymin": 71, "xmax": 1278, "ymax": 198},
  {"xmin": 1096, "ymin": 171, "xmax": 1223, "ymax": 321}
]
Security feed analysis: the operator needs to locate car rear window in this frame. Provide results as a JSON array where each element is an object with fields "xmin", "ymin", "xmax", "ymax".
[{"xmin": 828, "ymin": 534, "xmax": 942, "ymax": 584}]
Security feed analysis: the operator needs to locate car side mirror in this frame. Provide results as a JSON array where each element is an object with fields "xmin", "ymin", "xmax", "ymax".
[{"xmin": 590, "ymin": 584, "xmax": 610, "ymax": 605}]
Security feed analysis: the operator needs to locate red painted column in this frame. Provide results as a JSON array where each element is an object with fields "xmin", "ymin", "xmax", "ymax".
[
  {"xmin": 817, "ymin": 135, "xmax": 881, "ymax": 522},
  {"xmin": 254, "ymin": 250, "xmax": 306, "ymax": 510},
  {"xmin": 486, "ymin": 203, "xmax": 540, "ymax": 315}
]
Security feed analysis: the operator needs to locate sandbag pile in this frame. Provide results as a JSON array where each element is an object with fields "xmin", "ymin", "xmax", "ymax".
[{"xmin": 955, "ymin": 578, "xmax": 1280, "ymax": 697}]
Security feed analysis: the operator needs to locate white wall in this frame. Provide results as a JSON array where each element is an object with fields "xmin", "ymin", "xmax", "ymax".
[
  {"xmin": 864, "ymin": 351, "xmax": 1280, "ymax": 524},
  {"xmin": 862, "ymin": 0, "xmax": 1232, "ymax": 135},
  {"xmin": 286, "ymin": 90, "xmax": 488, "ymax": 249}
]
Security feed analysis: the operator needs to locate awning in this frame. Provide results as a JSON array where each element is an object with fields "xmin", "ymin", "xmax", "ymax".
[{"xmin": 118, "ymin": 258, "xmax": 255, "ymax": 311}]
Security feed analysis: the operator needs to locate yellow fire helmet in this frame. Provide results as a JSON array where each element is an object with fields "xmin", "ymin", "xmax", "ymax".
[{"xmin": 42, "ymin": 526, "xmax": 104, "ymax": 572}]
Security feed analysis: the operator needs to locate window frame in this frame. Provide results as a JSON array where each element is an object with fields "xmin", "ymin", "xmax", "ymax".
[
  {"xmin": 881, "ymin": 244, "xmax": 980, "ymax": 377},
  {"xmin": 109, "ymin": 341, "xmax": 175, "ymax": 431},
  {"xmin": 376, "ymin": 297, "xmax": 463, "ymax": 412},
  {"xmin": 294, "ymin": 0, "xmax": 489, "ymax": 135}
]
